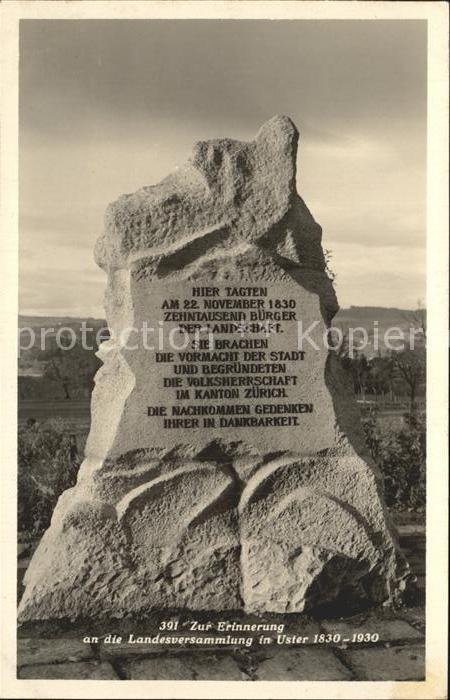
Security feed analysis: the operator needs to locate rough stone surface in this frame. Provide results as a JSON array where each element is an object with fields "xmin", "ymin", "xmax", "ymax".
[
  {"xmin": 254, "ymin": 648, "xmax": 352, "ymax": 681},
  {"xmin": 18, "ymin": 116, "xmax": 409, "ymax": 621},
  {"xmin": 342, "ymin": 644, "xmax": 425, "ymax": 681},
  {"xmin": 18, "ymin": 661, "xmax": 118, "ymax": 680},
  {"xmin": 127, "ymin": 653, "xmax": 246, "ymax": 680},
  {"xmin": 17, "ymin": 638, "xmax": 93, "ymax": 665}
]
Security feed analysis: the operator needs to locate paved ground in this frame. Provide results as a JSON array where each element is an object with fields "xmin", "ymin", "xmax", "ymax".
[
  {"xmin": 16, "ymin": 522, "xmax": 425, "ymax": 681},
  {"xmin": 17, "ymin": 606, "xmax": 425, "ymax": 681}
]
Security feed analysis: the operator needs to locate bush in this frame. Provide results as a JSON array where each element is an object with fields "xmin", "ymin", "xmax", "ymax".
[
  {"xmin": 362, "ymin": 408, "xmax": 426, "ymax": 510},
  {"xmin": 18, "ymin": 419, "xmax": 81, "ymax": 537}
]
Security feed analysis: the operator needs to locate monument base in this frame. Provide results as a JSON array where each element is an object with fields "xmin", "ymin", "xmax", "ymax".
[{"xmin": 19, "ymin": 437, "xmax": 408, "ymax": 621}]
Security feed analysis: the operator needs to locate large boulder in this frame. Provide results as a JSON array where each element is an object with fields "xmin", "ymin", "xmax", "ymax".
[{"xmin": 18, "ymin": 116, "xmax": 408, "ymax": 621}]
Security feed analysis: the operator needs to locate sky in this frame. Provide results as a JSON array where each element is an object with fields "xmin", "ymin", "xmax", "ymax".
[{"xmin": 19, "ymin": 19, "xmax": 427, "ymax": 317}]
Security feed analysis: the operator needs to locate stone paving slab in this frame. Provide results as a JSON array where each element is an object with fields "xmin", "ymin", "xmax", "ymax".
[
  {"xmin": 97, "ymin": 641, "xmax": 167, "ymax": 658},
  {"xmin": 254, "ymin": 647, "xmax": 353, "ymax": 681},
  {"xmin": 15, "ymin": 634, "xmax": 426, "ymax": 680},
  {"xmin": 100, "ymin": 641, "xmax": 255, "ymax": 658},
  {"xmin": 98, "ymin": 640, "xmax": 250, "ymax": 658},
  {"xmin": 126, "ymin": 653, "xmax": 246, "ymax": 680},
  {"xmin": 17, "ymin": 637, "xmax": 93, "ymax": 665},
  {"xmin": 18, "ymin": 620, "xmax": 92, "ymax": 640},
  {"xmin": 341, "ymin": 644, "xmax": 425, "ymax": 681},
  {"xmin": 321, "ymin": 614, "xmax": 423, "ymax": 644},
  {"xmin": 18, "ymin": 660, "xmax": 118, "ymax": 680}
]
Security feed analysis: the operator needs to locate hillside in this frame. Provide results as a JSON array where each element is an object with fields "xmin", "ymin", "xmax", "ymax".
[
  {"xmin": 18, "ymin": 306, "xmax": 423, "ymax": 333},
  {"xmin": 18, "ymin": 306, "xmax": 425, "ymax": 397}
]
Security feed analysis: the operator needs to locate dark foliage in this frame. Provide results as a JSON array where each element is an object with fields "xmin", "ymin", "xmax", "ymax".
[
  {"xmin": 18, "ymin": 419, "xmax": 81, "ymax": 536},
  {"xmin": 362, "ymin": 408, "xmax": 426, "ymax": 510}
]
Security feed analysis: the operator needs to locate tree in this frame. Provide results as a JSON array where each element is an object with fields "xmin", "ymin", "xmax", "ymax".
[
  {"xmin": 38, "ymin": 334, "xmax": 101, "ymax": 400},
  {"xmin": 334, "ymin": 333, "xmax": 373, "ymax": 400},
  {"xmin": 392, "ymin": 347, "xmax": 426, "ymax": 411},
  {"xmin": 42, "ymin": 348, "xmax": 72, "ymax": 399},
  {"xmin": 362, "ymin": 408, "xmax": 425, "ymax": 509},
  {"xmin": 402, "ymin": 299, "xmax": 427, "ymax": 346},
  {"xmin": 367, "ymin": 355, "xmax": 396, "ymax": 401},
  {"xmin": 349, "ymin": 351, "xmax": 370, "ymax": 399}
]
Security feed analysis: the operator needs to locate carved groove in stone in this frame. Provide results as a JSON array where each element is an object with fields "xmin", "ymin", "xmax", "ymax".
[{"xmin": 116, "ymin": 463, "xmax": 216, "ymax": 520}]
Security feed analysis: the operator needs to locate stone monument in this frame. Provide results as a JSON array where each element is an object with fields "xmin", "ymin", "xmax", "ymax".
[{"xmin": 18, "ymin": 116, "xmax": 408, "ymax": 621}]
